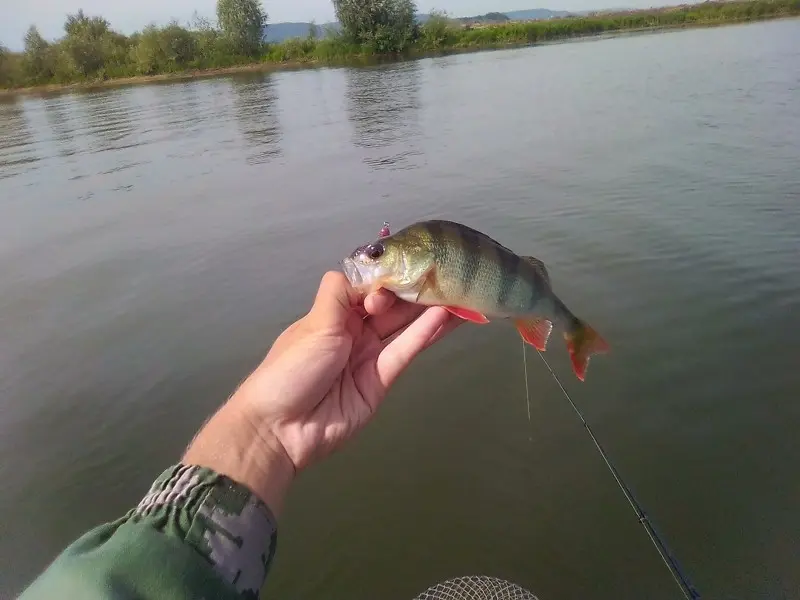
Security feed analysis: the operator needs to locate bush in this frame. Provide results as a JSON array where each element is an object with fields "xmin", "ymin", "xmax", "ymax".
[
  {"xmin": 188, "ymin": 18, "xmax": 238, "ymax": 68},
  {"xmin": 333, "ymin": 0, "xmax": 418, "ymax": 52},
  {"xmin": 313, "ymin": 35, "xmax": 364, "ymax": 61},
  {"xmin": 0, "ymin": 45, "xmax": 25, "ymax": 87},
  {"xmin": 217, "ymin": 0, "xmax": 268, "ymax": 57},
  {"xmin": 134, "ymin": 22, "xmax": 197, "ymax": 74},
  {"xmin": 62, "ymin": 11, "xmax": 113, "ymax": 76},
  {"xmin": 419, "ymin": 10, "xmax": 458, "ymax": 50},
  {"xmin": 266, "ymin": 37, "xmax": 316, "ymax": 62}
]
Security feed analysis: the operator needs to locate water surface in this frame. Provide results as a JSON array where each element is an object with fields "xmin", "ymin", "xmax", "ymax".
[{"xmin": 1, "ymin": 18, "xmax": 799, "ymax": 600}]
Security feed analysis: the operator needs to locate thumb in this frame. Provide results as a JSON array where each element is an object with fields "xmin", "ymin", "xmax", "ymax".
[{"xmin": 309, "ymin": 271, "xmax": 363, "ymax": 331}]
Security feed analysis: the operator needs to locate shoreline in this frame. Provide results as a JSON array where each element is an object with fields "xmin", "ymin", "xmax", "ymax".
[
  {"xmin": 0, "ymin": 62, "xmax": 321, "ymax": 97},
  {"xmin": 1, "ymin": 13, "xmax": 797, "ymax": 98}
]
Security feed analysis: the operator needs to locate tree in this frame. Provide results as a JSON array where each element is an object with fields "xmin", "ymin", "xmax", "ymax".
[
  {"xmin": 159, "ymin": 22, "xmax": 197, "ymax": 66},
  {"xmin": 0, "ymin": 43, "xmax": 14, "ymax": 87},
  {"xmin": 134, "ymin": 22, "xmax": 197, "ymax": 74},
  {"xmin": 332, "ymin": 0, "xmax": 418, "ymax": 52},
  {"xmin": 188, "ymin": 10, "xmax": 229, "ymax": 67},
  {"xmin": 64, "ymin": 9, "xmax": 110, "ymax": 38},
  {"xmin": 216, "ymin": 0, "xmax": 267, "ymax": 57},
  {"xmin": 62, "ymin": 10, "xmax": 115, "ymax": 76},
  {"xmin": 23, "ymin": 25, "xmax": 53, "ymax": 82}
]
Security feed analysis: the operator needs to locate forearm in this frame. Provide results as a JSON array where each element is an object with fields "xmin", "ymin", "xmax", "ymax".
[{"xmin": 182, "ymin": 397, "xmax": 295, "ymax": 517}]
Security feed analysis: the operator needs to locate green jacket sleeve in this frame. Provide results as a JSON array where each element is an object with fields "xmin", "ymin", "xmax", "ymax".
[{"xmin": 19, "ymin": 464, "xmax": 279, "ymax": 600}]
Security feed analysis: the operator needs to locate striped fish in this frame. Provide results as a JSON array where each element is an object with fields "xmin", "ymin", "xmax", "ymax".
[{"xmin": 341, "ymin": 219, "xmax": 609, "ymax": 381}]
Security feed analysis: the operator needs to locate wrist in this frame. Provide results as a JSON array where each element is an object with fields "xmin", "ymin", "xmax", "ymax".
[{"xmin": 182, "ymin": 401, "xmax": 295, "ymax": 517}]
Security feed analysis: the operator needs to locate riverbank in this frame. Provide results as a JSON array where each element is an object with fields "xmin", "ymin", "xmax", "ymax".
[
  {"xmin": 0, "ymin": 62, "xmax": 319, "ymax": 97},
  {"xmin": 2, "ymin": 0, "xmax": 798, "ymax": 97}
]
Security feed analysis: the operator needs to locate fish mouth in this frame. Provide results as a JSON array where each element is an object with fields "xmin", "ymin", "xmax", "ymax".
[{"xmin": 341, "ymin": 257, "xmax": 363, "ymax": 288}]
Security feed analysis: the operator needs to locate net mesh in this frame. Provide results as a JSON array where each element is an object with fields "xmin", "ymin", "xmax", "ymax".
[{"xmin": 412, "ymin": 576, "xmax": 539, "ymax": 600}]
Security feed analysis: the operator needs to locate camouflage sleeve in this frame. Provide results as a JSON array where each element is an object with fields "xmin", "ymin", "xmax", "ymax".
[{"xmin": 19, "ymin": 464, "xmax": 279, "ymax": 600}]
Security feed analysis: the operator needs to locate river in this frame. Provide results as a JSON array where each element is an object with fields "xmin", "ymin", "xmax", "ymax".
[{"xmin": 1, "ymin": 18, "xmax": 799, "ymax": 600}]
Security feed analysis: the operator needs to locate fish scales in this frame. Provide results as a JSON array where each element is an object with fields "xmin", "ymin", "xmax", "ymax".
[
  {"xmin": 421, "ymin": 221, "xmax": 535, "ymax": 315},
  {"xmin": 440, "ymin": 221, "xmax": 502, "ymax": 310}
]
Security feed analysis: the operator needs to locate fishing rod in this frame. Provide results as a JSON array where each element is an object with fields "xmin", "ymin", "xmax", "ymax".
[{"xmin": 523, "ymin": 342, "xmax": 701, "ymax": 600}]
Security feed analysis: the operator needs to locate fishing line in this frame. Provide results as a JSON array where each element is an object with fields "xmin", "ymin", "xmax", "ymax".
[
  {"xmin": 522, "ymin": 340, "xmax": 532, "ymax": 441},
  {"xmin": 524, "ymin": 349, "xmax": 701, "ymax": 600}
]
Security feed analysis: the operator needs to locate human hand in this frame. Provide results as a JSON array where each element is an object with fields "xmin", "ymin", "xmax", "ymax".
[{"xmin": 183, "ymin": 271, "xmax": 460, "ymax": 513}]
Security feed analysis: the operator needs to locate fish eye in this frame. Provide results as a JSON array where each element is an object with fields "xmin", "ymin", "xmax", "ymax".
[{"xmin": 367, "ymin": 243, "xmax": 384, "ymax": 260}]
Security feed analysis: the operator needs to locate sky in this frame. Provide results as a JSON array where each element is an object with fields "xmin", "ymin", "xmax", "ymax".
[{"xmin": 1, "ymin": 0, "xmax": 664, "ymax": 49}]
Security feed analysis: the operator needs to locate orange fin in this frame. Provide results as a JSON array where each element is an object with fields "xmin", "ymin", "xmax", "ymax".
[
  {"xmin": 564, "ymin": 323, "xmax": 610, "ymax": 382},
  {"xmin": 515, "ymin": 317, "xmax": 553, "ymax": 351},
  {"xmin": 445, "ymin": 307, "xmax": 490, "ymax": 324}
]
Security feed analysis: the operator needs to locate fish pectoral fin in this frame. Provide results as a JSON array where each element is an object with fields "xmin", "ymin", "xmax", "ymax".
[
  {"xmin": 515, "ymin": 317, "xmax": 554, "ymax": 352},
  {"xmin": 444, "ymin": 307, "xmax": 490, "ymax": 324}
]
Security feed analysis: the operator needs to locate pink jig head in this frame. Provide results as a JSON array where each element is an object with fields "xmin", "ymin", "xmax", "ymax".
[{"xmin": 378, "ymin": 222, "xmax": 390, "ymax": 238}]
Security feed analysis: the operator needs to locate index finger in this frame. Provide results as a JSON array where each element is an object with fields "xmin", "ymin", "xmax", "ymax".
[{"xmin": 374, "ymin": 307, "xmax": 452, "ymax": 391}]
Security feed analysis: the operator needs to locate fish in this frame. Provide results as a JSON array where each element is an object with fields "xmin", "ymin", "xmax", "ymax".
[{"xmin": 341, "ymin": 219, "xmax": 610, "ymax": 381}]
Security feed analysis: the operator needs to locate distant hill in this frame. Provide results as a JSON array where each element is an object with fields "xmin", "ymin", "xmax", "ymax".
[
  {"xmin": 459, "ymin": 11, "xmax": 511, "ymax": 24},
  {"xmin": 264, "ymin": 7, "xmax": 574, "ymax": 43}
]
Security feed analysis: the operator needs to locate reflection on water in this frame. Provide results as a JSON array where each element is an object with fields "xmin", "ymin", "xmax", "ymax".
[
  {"xmin": 0, "ymin": 98, "xmax": 37, "ymax": 179},
  {"xmin": 79, "ymin": 89, "xmax": 137, "ymax": 153},
  {"xmin": 43, "ymin": 96, "xmax": 79, "ymax": 158},
  {"xmin": 231, "ymin": 74, "xmax": 282, "ymax": 165},
  {"xmin": 148, "ymin": 80, "xmax": 207, "ymax": 141},
  {"xmin": 345, "ymin": 62, "xmax": 423, "ymax": 170}
]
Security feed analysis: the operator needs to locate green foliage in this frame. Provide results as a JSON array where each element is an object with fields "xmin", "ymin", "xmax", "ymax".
[
  {"xmin": 159, "ymin": 23, "xmax": 197, "ymax": 66},
  {"xmin": 443, "ymin": 0, "xmax": 800, "ymax": 49},
  {"xmin": 0, "ymin": 44, "xmax": 24, "ymax": 87},
  {"xmin": 418, "ymin": 9, "xmax": 458, "ymax": 50},
  {"xmin": 216, "ymin": 0, "xmax": 267, "ymax": 57},
  {"xmin": 22, "ymin": 26, "xmax": 54, "ymax": 82},
  {"xmin": 0, "ymin": 0, "xmax": 797, "ymax": 90},
  {"xmin": 61, "ymin": 10, "xmax": 121, "ymax": 77},
  {"xmin": 0, "ymin": 44, "xmax": 7, "ymax": 85},
  {"xmin": 134, "ymin": 22, "xmax": 198, "ymax": 74},
  {"xmin": 264, "ymin": 30, "xmax": 366, "ymax": 64},
  {"xmin": 312, "ymin": 35, "xmax": 365, "ymax": 61},
  {"xmin": 187, "ymin": 13, "xmax": 237, "ymax": 68},
  {"xmin": 333, "ymin": 0, "xmax": 418, "ymax": 52},
  {"xmin": 266, "ymin": 37, "xmax": 317, "ymax": 62}
]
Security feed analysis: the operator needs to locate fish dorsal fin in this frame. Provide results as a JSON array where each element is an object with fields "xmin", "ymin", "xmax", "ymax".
[{"xmin": 522, "ymin": 255, "xmax": 550, "ymax": 284}]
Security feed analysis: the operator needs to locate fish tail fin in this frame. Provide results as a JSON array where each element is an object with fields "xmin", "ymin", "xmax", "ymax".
[{"xmin": 564, "ymin": 320, "xmax": 610, "ymax": 381}]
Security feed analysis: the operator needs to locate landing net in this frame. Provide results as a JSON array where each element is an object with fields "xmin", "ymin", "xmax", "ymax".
[{"xmin": 412, "ymin": 576, "xmax": 539, "ymax": 600}]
